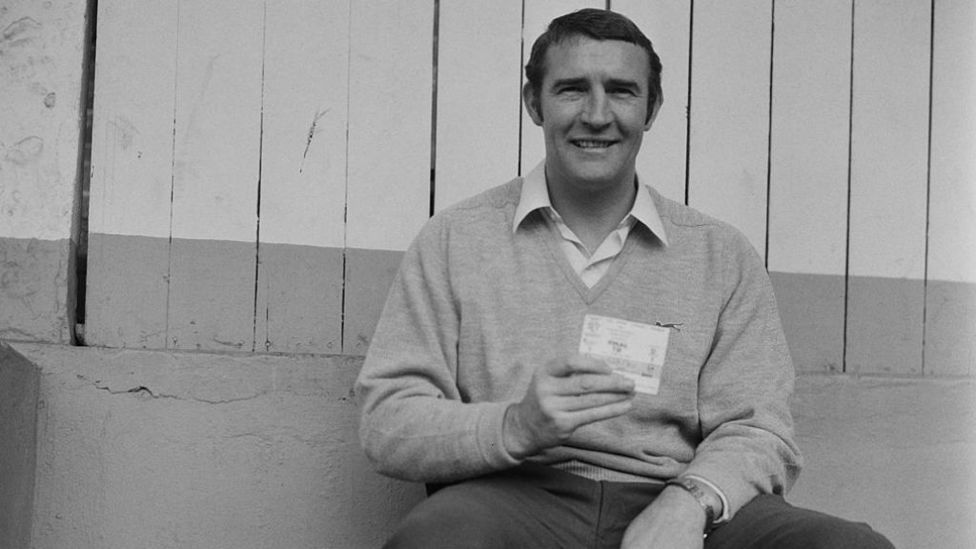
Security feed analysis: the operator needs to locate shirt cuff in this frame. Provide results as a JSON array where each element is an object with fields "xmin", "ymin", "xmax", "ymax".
[{"xmin": 684, "ymin": 474, "xmax": 731, "ymax": 523}]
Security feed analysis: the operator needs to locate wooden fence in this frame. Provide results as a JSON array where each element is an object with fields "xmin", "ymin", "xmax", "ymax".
[{"xmin": 85, "ymin": 0, "xmax": 975, "ymax": 376}]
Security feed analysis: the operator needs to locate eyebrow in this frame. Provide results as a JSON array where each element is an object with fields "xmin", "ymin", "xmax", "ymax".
[{"xmin": 549, "ymin": 77, "xmax": 643, "ymax": 91}]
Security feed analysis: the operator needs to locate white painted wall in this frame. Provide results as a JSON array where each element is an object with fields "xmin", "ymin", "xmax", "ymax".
[
  {"xmin": 767, "ymin": 0, "xmax": 851, "ymax": 277},
  {"xmin": 686, "ymin": 0, "xmax": 772, "ymax": 253},
  {"xmin": 0, "ymin": 0, "xmax": 88, "ymax": 241},
  {"xmin": 928, "ymin": 0, "xmax": 976, "ymax": 285},
  {"xmin": 433, "ymin": 1, "xmax": 522, "ymax": 212}
]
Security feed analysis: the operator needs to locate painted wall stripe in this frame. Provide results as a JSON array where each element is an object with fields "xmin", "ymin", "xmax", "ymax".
[
  {"xmin": 254, "ymin": 244, "xmax": 343, "ymax": 354},
  {"xmin": 167, "ymin": 238, "xmax": 257, "ymax": 351},
  {"xmin": 85, "ymin": 234, "xmax": 169, "ymax": 348},
  {"xmin": 771, "ymin": 271, "xmax": 846, "ymax": 374},
  {"xmin": 341, "ymin": 248, "xmax": 404, "ymax": 355},
  {"xmin": 0, "ymin": 238, "xmax": 73, "ymax": 343}
]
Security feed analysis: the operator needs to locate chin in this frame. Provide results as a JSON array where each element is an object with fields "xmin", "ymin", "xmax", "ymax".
[{"xmin": 567, "ymin": 165, "xmax": 622, "ymax": 185}]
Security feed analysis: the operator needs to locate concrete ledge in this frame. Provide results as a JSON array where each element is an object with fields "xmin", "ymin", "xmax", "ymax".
[
  {"xmin": 12, "ymin": 343, "xmax": 976, "ymax": 549},
  {"xmin": 0, "ymin": 341, "xmax": 41, "ymax": 549},
  {"xmin": 790, "ymin": 374, "xmax": 976, "ymax": 549},
  {"xmin": 15, "ymin": 343, "xmax": 423, "ymax": 549}
]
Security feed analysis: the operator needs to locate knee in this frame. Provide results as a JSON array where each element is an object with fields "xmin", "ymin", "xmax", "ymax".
[
  {"xmin": 383, "ymin": 491, "xmax": 507, "ymax": 549},
  {"xmin": 714, "ymin": 495, "xmax": 895, "ymax": 549},
  {"xmin": 787, "ymin": 513, "xmax": 895, "ymax": 549}
]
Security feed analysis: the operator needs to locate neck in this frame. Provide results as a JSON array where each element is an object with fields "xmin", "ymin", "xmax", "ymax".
[{"xmin": 546, "ymin": 171, "xmax": 638, "ymax": 252}]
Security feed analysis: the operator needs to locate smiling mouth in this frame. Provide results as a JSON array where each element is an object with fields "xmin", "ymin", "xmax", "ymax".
[{"xmin": 571, "ymin": 139, "xmax": 616, "ymax": 149}]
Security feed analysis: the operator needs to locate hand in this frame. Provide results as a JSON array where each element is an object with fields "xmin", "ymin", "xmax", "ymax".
[
  {"xmin": 503, "ymin": 354, "xmax": 635, "ymax": 458},
  {"xmin": 620, "ymin": 486, "xmax": 707, "ymax": 549}
]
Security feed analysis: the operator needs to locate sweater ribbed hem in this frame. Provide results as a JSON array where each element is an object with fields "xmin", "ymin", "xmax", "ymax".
[{"xmin": 550, "ymin": 460, "xmax": 661, "ymax": 484}]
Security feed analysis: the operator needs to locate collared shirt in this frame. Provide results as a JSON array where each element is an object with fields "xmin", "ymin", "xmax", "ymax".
[
  {"xmin": 513, "ymin": 161, "xmax": 670, "ymax": 288},
  {"xmin": 511, "ymin": 160, "xmax": 730, "ymax": 524}
]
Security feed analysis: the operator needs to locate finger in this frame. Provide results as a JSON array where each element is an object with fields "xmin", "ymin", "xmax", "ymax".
[
  {"xmin": 557, "ymin": 391, "xmax": 635, "ymax": 412},
  {"xmin": 557, "ymin": 373, "xmax": 635, "ymax": 396},
  {"xmin": 545, "ymin": 355, "xmax": 612, "ymax": 377},
  {"xmin": 564, "ymin": 399, "xmax": 635, "ymax": 427}
]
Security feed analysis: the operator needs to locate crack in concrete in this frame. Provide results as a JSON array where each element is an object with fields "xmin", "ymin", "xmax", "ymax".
[{"xmin": 88, "ymin": 378, "xmax": 267, "ymax": 405}]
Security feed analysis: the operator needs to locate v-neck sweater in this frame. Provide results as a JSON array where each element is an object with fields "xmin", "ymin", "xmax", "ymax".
[{"xmin": 356, "ymin": 177, "xmax": 802, "ymax": 517}]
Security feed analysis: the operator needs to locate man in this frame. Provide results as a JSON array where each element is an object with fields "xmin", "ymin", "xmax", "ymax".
[{"xmin": 357, "ymin": 9, "xmax": 893, "ymax": 549}]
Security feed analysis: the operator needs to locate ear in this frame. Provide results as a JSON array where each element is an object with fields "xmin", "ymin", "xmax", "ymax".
[
  {"xmin": 644, "ymin": 92, "xmax": 663, "ymax": 130},
  {"xmin": 522, "ymin": 83, "xmax": 544, "ymax": 126}
]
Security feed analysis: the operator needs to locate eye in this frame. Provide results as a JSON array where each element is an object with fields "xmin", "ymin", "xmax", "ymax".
[{"xmin": 609, "ymin": 87, "xmax": 637, "ymax": 97}]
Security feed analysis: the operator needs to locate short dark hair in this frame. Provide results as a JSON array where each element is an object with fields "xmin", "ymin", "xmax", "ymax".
[{"xmin": 524, "ymin": 9, "xmax": 663, "ymax": 118}]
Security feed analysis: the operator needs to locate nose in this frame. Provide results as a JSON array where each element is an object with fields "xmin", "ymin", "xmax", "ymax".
[{"xmin": 580, "ymin": 89, "xmax": 611, "ymax": 127}]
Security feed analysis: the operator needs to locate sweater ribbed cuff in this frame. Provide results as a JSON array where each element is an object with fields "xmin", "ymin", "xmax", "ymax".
[{"xmin": 478, "ymin": 401, "xmax": 522, "ymax": 470}]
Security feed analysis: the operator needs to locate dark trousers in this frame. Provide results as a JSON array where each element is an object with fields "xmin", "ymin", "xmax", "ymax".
[{"xmin": 385, "ymin": 463, "xmax": 894, "ymax": 549}]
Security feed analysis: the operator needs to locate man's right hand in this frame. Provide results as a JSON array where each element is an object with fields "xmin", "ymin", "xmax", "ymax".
[{"xmin": 502, "ymin": 354, "xmax": 636, "ymax": 459}]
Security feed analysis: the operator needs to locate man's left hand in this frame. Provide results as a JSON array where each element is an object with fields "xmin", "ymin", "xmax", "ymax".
[{"xmin": 620, "ymin": 486, "xmax": 707, "ymax": 549}]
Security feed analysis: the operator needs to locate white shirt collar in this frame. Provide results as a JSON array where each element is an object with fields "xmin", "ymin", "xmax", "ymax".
[{"xmin": 512, "ymin": 160, "xmax": 670, "ymax": 246}]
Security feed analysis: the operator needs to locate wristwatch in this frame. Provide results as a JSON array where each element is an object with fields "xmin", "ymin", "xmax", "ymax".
[{"xmin": 665, "ymin": 477, "xmax": 718, "ymax": 534}]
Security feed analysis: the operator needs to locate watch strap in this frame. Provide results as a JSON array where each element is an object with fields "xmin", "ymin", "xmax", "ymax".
[{"xmin": 665, "ymin": 477, "xmax": 717, "ymax": 533}]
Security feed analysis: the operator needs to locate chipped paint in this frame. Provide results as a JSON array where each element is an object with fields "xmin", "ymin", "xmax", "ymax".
[
  {"xmin": 2, "ymin": 136, "xmax": 44, "ymax": 165},
  {"xmin": 0, "ymin": 1, "xmax": 87, "ymax": 243},
  {"xmin": 0, "ymin": 237, "xmax": 71, "ymax": 343},
  {"xmin": 0, "ymin": 16, "xmax": 41, "ymax": 47}
]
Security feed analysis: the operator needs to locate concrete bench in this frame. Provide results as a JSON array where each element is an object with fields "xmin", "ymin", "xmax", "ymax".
[
  {"xmin": 0, "ymin": 342, "xmax": 40, "ymax": 549},
  {"xmin": 5, "ymin": 342, "xmax": 975, "ymax": 549}
]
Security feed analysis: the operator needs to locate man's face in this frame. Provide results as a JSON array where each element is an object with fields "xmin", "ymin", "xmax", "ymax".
[{"xmin": 525, "ymin": 37, "xmax": 653, "ymax": 195}]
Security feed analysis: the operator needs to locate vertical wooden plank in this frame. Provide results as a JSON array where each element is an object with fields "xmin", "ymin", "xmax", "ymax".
[
  {"xmin": 167, "ymin": 0, "xmax": 265, "ymax": 351},
  {"xmin": 341, "ymin": 249, "xmax": 404, "ymax": 356},
  {"xmin": 519, "ymin": 0, "xmax": 604, "ymax": 175},
  {"xmin": 433, "ymin": 1, "xmax": 523, "ymax": 211},
  {"xmin": 343, "ymin": 0, "xmax": 434, "ymax": 353},
  {"xmin": 613, "ymin": 0, "xmax": 692, "ymax": 203},
  {"xmin": 847, "ymin": 0, "xmax": 930, "ymax": 375},
  {"xmin": 687, "ymin": 0, "xmax": 772, "ymax": 254},
  {"xmin": 253, "ymin": 0, "xmax": 349, "ymax": 353},
  {"xmin": 86, "ymin": 0, "xmax": 178, "ymax": 348},
  {"xmin": 925, "ymin": 0, "xmax": 976, "ymax": 376},
  {"xmin": 345, "ymin": 0, "xmax": 433, "ymax": 252},
  {"xmin": 767, "ymin": 0, "xmax": 852, "ymax": 373}
]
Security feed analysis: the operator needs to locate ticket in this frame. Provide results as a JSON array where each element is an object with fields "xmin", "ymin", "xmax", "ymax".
[{"xmin": 579, "ymin": 314, "xmax": 670, "ymax": 394}]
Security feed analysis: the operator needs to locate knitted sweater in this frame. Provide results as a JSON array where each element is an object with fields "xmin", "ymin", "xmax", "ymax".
[{"xmin": 356, "ymin": 177, "xmax": 802, "ymax": 517}]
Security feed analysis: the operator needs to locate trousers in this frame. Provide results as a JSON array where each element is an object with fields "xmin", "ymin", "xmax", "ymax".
[{"xmin": 384, "ymin": 463, "xmax": 894, "ymax": 549}]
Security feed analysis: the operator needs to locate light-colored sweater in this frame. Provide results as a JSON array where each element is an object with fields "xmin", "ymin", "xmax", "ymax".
[{"xmin": 356, "ymin": 177, "xmax": 802, "ymax": 517}]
